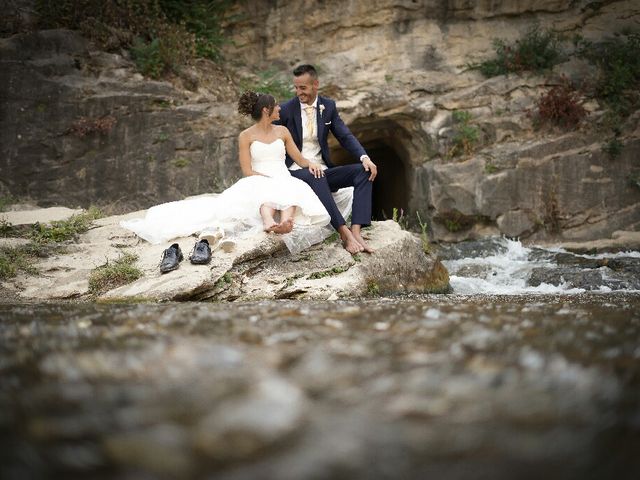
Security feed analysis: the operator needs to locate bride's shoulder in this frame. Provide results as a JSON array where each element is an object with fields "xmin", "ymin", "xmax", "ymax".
[
  {"xmin": 274, "ymin": 125, "xmax": 291, "ymax": 138},
  {"xmin": 238, "ymin": 126, "xmax": 255, "ymax": 143}
]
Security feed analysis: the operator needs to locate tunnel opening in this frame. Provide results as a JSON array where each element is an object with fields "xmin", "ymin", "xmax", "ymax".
[
  {"xmin": 364, "ymin": 140, "xmax": 408, "ymax": 220},
  {"xmin": 329, "ymin": 119, "xmax": 413, "ymax": 221}
]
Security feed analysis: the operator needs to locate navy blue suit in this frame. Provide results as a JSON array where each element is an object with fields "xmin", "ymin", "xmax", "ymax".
[{"xmin": 276, "ymin": 95, "xmax": 373, "ymax": 229}]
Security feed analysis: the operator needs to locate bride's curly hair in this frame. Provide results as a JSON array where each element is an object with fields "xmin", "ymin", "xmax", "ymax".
[{"xmin": 238, "ymin": 91, "xmax": 276, "ymax": 121}]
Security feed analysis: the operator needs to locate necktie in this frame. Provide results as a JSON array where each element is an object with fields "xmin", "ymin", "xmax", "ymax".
[{"xmin": 304, "ymin": 105, "xmax": 315, "ymax": 137}]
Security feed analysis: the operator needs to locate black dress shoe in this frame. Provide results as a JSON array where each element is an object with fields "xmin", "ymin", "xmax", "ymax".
[
  {"xmin": 160, "ymin": 243, "xmax": 183, "ymax": 273},
  {"xmin": 190, "ymin": 239, "xmax": 212, "ymax": 265}
]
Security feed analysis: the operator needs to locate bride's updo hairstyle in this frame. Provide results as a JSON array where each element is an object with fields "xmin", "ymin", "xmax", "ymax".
[{"xmin": 238, "ymin": 91, "xmax": 276, "ymax": 121}]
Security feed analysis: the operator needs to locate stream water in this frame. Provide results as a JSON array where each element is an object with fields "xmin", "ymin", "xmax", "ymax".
[{"xmin": 1, "ymin": 239, "xmax": 639, "ymax": 479}]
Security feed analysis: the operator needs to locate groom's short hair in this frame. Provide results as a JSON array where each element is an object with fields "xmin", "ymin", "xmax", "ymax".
[{"xmin": 293, "ymin": 64, "xmax": 318, "ymax": 79}]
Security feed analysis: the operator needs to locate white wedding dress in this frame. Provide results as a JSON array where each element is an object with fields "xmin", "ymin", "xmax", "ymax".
[{"xmin": 121, "ymin": 139, "xmax": 349, "ymax": 253}]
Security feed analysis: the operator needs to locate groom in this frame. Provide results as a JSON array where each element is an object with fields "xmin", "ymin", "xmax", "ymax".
[{"xmin": 276, "ymin": 64, "xmax": 377, "ymax": 254}]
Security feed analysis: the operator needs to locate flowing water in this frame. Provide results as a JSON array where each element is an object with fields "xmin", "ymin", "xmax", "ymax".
[
  {"xmin": 1, "ymin": 239, "xmax": 639, "ymax": 479},
  {"xmin": 441, "ymin": 237, "xmax": 640, "ymax": 295}
]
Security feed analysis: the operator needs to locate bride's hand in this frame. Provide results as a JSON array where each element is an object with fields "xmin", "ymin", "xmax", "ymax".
[{"xmin": 308, "ymin": 162, "xmax": 324, "ymax": 178}]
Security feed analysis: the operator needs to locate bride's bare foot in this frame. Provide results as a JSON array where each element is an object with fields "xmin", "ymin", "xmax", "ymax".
[
  {"xmin": 263, "ymin": 220, "xmax": 278, "ymax": 232},
  {"xmin": 261, "ymin": 204, "xmax": 280, "ymax": 232},
  {"xmin": 338, "ymin": 226, "xmax": 364, "ymax": 254},
  {"xmin": 351, "ymin": 225, "xmax": 374, "ymax": 253},
  {"xmin": 272, "ymin": 218, "xmax": 293, "ymax": 234}
]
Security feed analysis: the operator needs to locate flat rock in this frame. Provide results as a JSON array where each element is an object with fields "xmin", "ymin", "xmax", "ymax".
[
  {"xmin": 549, "ymin": 231, "xmax": 640, "ymax": 254},
  {"xmin": 1, "ymin": 207, "xmax": 84, "ymax": 226},
  {"xmin": 5, "ymin": 213, "xmax": 449, "ymax": 301}
]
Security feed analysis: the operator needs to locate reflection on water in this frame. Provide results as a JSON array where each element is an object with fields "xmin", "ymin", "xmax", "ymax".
[{"xmin": 1, "ymin": 294, "xmax": 639, "ymax": 479}]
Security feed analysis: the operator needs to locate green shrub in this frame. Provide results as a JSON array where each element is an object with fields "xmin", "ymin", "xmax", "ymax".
[
  {"xmin": 157, "ymin": 0, "xmax": 231, "ymax": 61},
  {"xmin": 473, "ymin": 26, "xmax": 562, "ymax": 77},
  {"xmin": 131, "ymin": 37, "xmax": 164, "ymax": 78},
  {"xmin": 35, "ymin": 0, "xmax": 226, "ymax": 77},
  {"xmin": 88, "ymin": 251, "xmax": 142, "ymax": 294},
  {"xmin": 447, "ymin": 110, "xmax": 479, "ymax": 158},
  {"xmin": 576, "ymin": 31, "xmax": 640, "ymax": 117},
  {"xmin": 241, "ymin": 68, "xmax": 293, "ymax": 101},
  {"xmin": 603, "ymin": 137, "xmax": 623, "ymax": 159},
  {"xmin": 36, "ymin": 0, "xmax": 162, "ymax": 49}
]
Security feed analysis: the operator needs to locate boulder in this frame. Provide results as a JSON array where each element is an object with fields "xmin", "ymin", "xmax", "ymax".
[{"xmin": 1, "ymin": 208, "xmax": 449, "ymax": 301}]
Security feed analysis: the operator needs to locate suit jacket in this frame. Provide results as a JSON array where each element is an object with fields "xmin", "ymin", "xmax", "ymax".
[{"xmin": 276, "ymin": 95, "xmax": 366, "ymax": 168}]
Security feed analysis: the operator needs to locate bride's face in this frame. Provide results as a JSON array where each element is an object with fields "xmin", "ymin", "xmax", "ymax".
[{"xmin": 267, "ymin": 104, "xmax": 281, "ymax": 121}]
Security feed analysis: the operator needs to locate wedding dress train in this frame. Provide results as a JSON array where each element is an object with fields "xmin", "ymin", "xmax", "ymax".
[{"xmin": 121, "ymin": 139, "xmax": 351, "ymax": 253}]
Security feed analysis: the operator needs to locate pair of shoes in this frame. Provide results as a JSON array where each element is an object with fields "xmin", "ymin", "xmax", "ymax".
[
  {"xmin": 189, "ymin": 239, "xmax": 212, "ymax": 264},
  {"xmin": 159, "ymin": 240, "xmax": 211, "ymax": 273},
  {"xmin": 160, "ymin": 243, "xmax": 183, "ymax": 273}
]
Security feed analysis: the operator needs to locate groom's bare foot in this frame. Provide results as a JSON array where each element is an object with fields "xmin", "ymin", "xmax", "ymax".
[
  {"xmin": 351, "ymin": 225, "xmax": 374, "ymax": 253},
  {"xmin": 338, "ymin": 226, "xmax": 364, "ymax": 254}
]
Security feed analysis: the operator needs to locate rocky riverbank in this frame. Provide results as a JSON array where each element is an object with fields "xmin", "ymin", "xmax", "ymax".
[{"xmin": 0, "ymin": 206, "xmax": 449, "ymax": 302}]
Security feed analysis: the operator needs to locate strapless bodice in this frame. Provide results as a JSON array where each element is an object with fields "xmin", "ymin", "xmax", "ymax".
[{"xmin": 250, "ymin": 138, "xmax": 289, "ymax": 178}]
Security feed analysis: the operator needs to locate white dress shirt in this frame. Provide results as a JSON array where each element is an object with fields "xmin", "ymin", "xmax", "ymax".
[{"xmin": 290, "ymin": 96, "xmax": 370, "ymax": 170}]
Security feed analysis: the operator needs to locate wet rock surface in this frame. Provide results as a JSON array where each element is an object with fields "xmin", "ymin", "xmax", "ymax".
[
  {"xmin": 1, "ymin": 294, "xmax": 639, "ymax": 479},
  {"xmin": 439, "ymin": 237, "xmax": 640, "ymax": 294}
]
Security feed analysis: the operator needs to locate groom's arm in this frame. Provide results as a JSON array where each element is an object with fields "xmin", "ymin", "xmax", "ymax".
[{"xmin": 328, "ymin": 102, "xmax": 367, "ymax": 161}]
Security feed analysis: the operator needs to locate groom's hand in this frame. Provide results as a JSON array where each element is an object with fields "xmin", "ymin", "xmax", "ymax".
[
  {"xmin": 362, "ymin": 156, "xmax": 378, "ymax": 181},
  {"xmin": 308, "ymin": 162, "xmax": 325, "ymax": 178}
]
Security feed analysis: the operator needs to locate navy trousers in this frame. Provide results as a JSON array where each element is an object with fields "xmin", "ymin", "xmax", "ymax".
[{"xmin": 290, "ymin": 163, "xmax": 372, "ymax": 229}]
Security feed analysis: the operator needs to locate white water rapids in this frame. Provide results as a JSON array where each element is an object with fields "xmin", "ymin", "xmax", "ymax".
[{"xmin": 440, "ymin": 237, "xmax": 640, "ymax": 295}]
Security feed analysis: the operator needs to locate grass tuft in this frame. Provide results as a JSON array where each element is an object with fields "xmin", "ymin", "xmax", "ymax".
[
  {"xmin": 0, "ymin": 246, "xmax": 38, "ymax": 280},
  {"xmin": 30, "ymin": 207, "xmax": 102, "ymax": 244},
  {"xmin": 88, "ymin": 251, "xmax": 142, "ymax": 295}
]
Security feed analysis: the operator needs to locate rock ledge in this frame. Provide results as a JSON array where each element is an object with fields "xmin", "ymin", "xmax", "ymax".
[{"xmin": 2, "ymin": 208, "xmax": 449, "ymax": 302}]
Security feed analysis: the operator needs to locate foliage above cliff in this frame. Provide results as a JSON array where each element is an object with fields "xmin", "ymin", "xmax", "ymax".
[
  {"xmin": 575, "ymin": 31, "xmax": 640, "ymax": 117},
  {"xmin": 472, "ymin": 26, "xmax": 563, "ymax": 77},
  {"xmin": 35, "ymin": 0, "xmax": 230, "ymax": 77}
]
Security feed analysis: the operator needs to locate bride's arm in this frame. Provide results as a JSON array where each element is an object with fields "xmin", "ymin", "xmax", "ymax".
[
  {"xmin": 280, "ymin": 127, "xmax": 324, "ymax": 178},
  {"xmin": 238, "ymin": 132, "xmax": 266, "ymax": 177}
]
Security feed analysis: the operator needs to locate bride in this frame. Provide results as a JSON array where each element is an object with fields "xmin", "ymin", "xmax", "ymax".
[{"xmin": 121, "ymin": 91, "xmax": 332, "ymax": 252}]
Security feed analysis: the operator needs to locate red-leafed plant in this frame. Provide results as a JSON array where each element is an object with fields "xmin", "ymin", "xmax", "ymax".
[
  {"xmin": 68, "ymin": 115, "xmax": 117, "ymax": 137},
  {"xmin": 530, "ymin": 77, "xmax": 588, "ymax": 129}
]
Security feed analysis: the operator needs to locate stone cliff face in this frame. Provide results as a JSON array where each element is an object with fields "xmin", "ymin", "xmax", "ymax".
[
  {"xmin": 1, "ymin": 0, "xmax": 639, "ymax": 241},
  {"xmin": 223, "ymin": 0, "xmax": 640, "ymax": 241},
  {"xmin": 0, "ymin": 29, "xmax": 243, "ymax": 212}
]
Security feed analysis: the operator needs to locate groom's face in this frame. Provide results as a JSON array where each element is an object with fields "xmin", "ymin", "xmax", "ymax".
[{"xmin": 293, "ymin": 73, "xmax": 319, "ymax": 105}]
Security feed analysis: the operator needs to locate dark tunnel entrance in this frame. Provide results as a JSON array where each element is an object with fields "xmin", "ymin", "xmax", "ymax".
[
  {"xmin": 330, "ymin": 121, "xmax": 412, "ymax": 222},
  {"xmin": 362, "ymin": 140, "xmax": 408, "ymax": 220}
]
